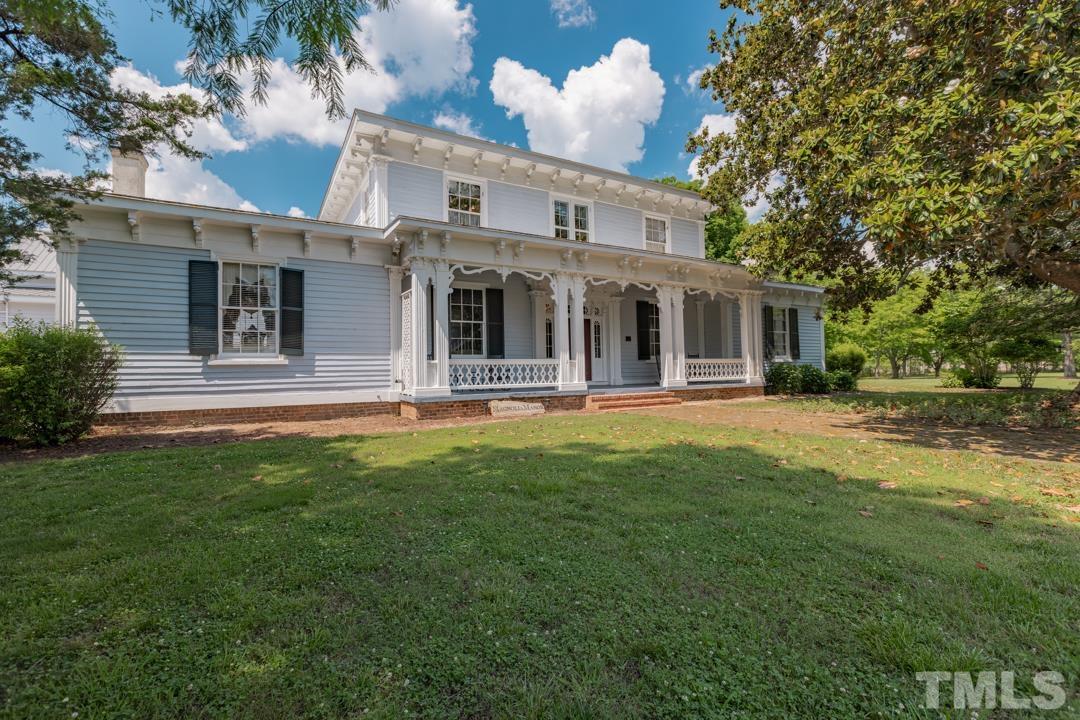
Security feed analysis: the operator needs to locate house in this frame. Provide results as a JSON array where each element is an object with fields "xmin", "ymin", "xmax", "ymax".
[
  {"xmin": 1, "ymin": 240, "xmax": 56, "ymax": 328},
  {"xmin": 59, "ymin": 110, "xmax": 825, "ymax": 423}
]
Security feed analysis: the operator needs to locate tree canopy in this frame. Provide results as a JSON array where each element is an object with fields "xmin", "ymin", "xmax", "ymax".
[
  {"xmin": 691, "ymin": 0, "xmax": 1079, "ymax": 311},
  {"xmin": 0, "ymin": 0, "xmax": 389, "ymax": 287}
]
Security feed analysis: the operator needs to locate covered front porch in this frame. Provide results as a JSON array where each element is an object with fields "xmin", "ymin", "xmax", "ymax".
[{"xmin": 389, "ymin": 229, "xmax": 767, "ymax": 400}]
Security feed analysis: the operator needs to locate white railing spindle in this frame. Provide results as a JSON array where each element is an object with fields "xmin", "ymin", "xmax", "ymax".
[
  {"xmin": 685, "ymin": 358, "xmax": 747, "ymax": 382},
  {"xmin": 448, "ymin": 359, "xmax": 560, "ymax": 390}
]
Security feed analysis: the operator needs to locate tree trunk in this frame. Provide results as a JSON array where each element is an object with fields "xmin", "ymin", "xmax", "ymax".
[
  {"xmin": 933, "ymin": 356, "xmax": 945, "ymax": 377},
  {"xmin": 1064, "ymin": 330, "xmax": 1076, "ymax": 379},
  {"xmin": 889, "ymin": 357, "xmax": 901, "ymax": 379}
]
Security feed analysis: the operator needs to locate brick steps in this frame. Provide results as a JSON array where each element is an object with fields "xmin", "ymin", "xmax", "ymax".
[{"xmin": 588, "ymin": 392, "xmax": 682, "ymax": 412}]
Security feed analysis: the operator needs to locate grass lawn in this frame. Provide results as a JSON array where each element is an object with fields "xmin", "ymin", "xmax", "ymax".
[
  {"xmin": 1, "ymin": 414, "xmax": 1077, "ymax": 718},
  {"xmin": 760, "ymin": 375, "xmax": 1078, "ymax": 429}
]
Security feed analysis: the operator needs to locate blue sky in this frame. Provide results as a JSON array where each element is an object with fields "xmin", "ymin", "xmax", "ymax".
[{"xmin": 21, "ymin": 0, "xmax": 736, "ymax": 219}]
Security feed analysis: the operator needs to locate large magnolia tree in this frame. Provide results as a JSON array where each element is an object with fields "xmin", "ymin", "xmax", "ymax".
[
  {"xmin": 690, "ymin": 0, "xmax": 1079, "ymax": 311},
  {"xmin": 0, "ymin": 0, "xmax": 390, "ymax": 287}
]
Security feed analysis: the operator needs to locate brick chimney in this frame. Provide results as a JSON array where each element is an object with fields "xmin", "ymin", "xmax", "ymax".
[{"xmin": 110, "ymin": 148, "xmax": 148, "ymax": 197}]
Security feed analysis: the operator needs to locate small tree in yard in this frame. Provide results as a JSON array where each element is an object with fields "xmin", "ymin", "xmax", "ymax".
[
  {"xmin": 0, "ymin": 321, "xmax": 122, "ymax": 445},
  {"xmin": 995, "ymin": 336, "xmax": 1059, "ymax": 389}
]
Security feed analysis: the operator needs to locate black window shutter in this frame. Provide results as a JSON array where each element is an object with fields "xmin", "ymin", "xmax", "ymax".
[
  {"xmin": 636, "ymin": 301, "xmax": 651, "ymax": 360},
  {"xmin": 188, "ymin": 260, "xmax": 218, "ymax": 355},
  {"xmin": 486, "ymin": 288, "xmax": 504, "ymax": 358},
  {"xmin": 788, "ymin": 307, "xmax": 800, "ymax": 360},
  {"xmin": 762, "ymin": 303, "xmax": 775, "ymax": 360},
  {"xmin": 280, "ymin": 268, "xmax": 304, "ymax": 356}
]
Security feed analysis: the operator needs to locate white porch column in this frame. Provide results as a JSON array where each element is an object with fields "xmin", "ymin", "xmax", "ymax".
[
  {"xmin": 657, "ymin": 286, "xmax": 673, "ymax": 387},
  {"xmin": 552, "ymin": 275, "xmax": 573, "ymax": 390},
  {"xmin": 409, "ymin": 262, "xmax": 431, "ymax": 393},
  {"xmin": 55, "ymin": 237, "xmax": 81, "ymax": 326},
  {"xmin": 530, "ymin": 288, "xmax": 548, "ymax": 358},
  {"xmin": 739, "ymin": 291, "xmax": 764, "ymax": 384},
  {"xmin": 569, "ymin": 276, "xmax": 587, "ymax": 386},
  {"xmin": 669, "ymin": 287, "xmax": 688, "ymax": 388},
  {"xmin": 432, "ymin": 261, "xmax": 452, "ymax": 393},
  {"xmin": 608, "ymin": 297, "xmax": 623, "ymax": 385},
  {"xmin": 695, "ymin": 299, "xmax": 706, "ymax": 359},
  {"xmin": 387, "ymin": 266, "xmax": 404, "ymax": 391}
]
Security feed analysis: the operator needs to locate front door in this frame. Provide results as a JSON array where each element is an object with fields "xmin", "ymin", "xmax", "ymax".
[{"xmin": 585, "ymin": 318, "xmax": 607, "ymax": 383}]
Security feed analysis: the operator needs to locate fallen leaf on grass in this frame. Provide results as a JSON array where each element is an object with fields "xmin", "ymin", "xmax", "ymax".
[
  {"xmin": 975, "ymin": 562, "xmax": 988, "ymax": 571},
  {"xmin": 1064, "ymin": 505, "xmax": 1080, "ymax": 514},
  {"xmin": 877, "ymin": 481, "xmax": 898, "ymax": 490},
  {"xmin": 858, "ymin": 510, "xmax": 873, "ymax": 518},
  {"xmin": 977, "ymin": 497, "xmax": 991, "ymax": 506},
  {"xmin": 954, "ymin": 499, "xmax": 974, "ymax": 508},
  {"xmin": 734, "ymin": 476, "xmax": 746, "ymax": 481},
  {"xmin": 976, "ymin": 520, "xmax": 994, "ymax": 528},
  {"xmin": 1040, "ymin": 488, "xmax": 1070, "ymax": 497},
  {"xmin": 251, "ymin": 475, "xmax": 263, "ymax": 482}
]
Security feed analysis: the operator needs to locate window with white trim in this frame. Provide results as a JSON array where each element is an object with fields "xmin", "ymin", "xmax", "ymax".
[
  {"xmin": 553, "ymin": 198, "xmax": 590, "ymax": 242},
  {"xmin": 648, "ymin": 303, "xmax": 660, "ymax": 358},
  {"xmin": 771, "ymin": 306, "xmax": 789, "ymax": 358},
  {"xmin": 645, "ymin": 216, "xmax": 668, "ymax": 252},
  {"xmin": 448, "ymin": 178, "xmax": 482, "ymax": 227},
  {"xmin": 545, "ymin": 317, "xmax": 553, "ymax": 359},
  {"xmin": 450, "ymin": 287, "xmax": 485, "ymax": 357},
  {"xmin": 592, "ymin": 320, "xmax": 602, "ymax": 359},
  {"xmin": 220, "ymin": 261, "xmax": 277, "ymax": 354}
]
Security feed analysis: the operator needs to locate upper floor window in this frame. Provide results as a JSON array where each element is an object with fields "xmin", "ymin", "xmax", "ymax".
[
  {"xmin": 221, "ymin": 261, "xmax": 277, "ymax": 355},
  {"xmin": 553, "ymin": 198, "xmax": 590, "ymax": 242},
  {"xmin": 448, "ymin": 178, "xmax": 482, "ymax": 227},
  {"xmin": 644, "ymin": 215, "xmax": 668, "ymax": 252}
]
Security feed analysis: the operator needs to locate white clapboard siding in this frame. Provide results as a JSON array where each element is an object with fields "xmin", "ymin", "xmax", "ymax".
[
  {"xmin": 595, "ymin": 201, "xmax": 644, "ymax": 251},
  {"xmin": 795, "ymin": 304, "xmax": 824, "ymax": 367},
  {"xmin": 670, "ymin": 217, "xmax": 701, "ymax": 257},
  {"xmin": 703, "ymin": 300, "xmax": 727, "ymax": 358},
  {"xmin": 388, "ymin": 161, "xmax": 444, "ymax": 221},
  {"xmin": 77, "ymin": 240, "xmax": 391, "ymax": 401},
  {"xmin": 487, "ymin": 180, "xmax": 549, "ymax": 236},
  {"xmin": 731, "ymin": 303, "xmax": 742, "ymax": 358}
]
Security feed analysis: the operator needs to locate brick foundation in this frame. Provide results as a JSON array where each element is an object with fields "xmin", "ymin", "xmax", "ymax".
[
  {"xmin": 400, "ymin": 393, "xmax": 587, "ymax": 420},
  {"xmin": 96, "ymin": 401, "xmax": 400, "ymax": 428},
  {"xmin": 93, "ymin": 385, "xmax": 759, "ymax": 429},
  {"xmin": 671, "ymin": 385, "xmax": 764, "ymax": 402}
]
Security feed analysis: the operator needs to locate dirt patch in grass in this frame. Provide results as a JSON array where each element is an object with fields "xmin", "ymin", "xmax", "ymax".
[{"xmin": 640, "ymin": 399, "xmax": 1080, "ymax": 465}]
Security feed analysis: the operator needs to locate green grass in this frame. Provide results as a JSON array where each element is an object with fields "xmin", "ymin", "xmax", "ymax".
[
  {"xmin": 1, "ymin": 415, "xmax": 1077, "ymax": 719},
  {"xmin": 761, "ymin": 375, "xmax": 1078, "ymax": 428},
  {"xmin": 859, "ymin": 374, "xmax": 1078, "ymax": 393}
]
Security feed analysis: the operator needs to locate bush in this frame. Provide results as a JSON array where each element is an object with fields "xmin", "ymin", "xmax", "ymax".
[
  {"xmin": 765, "ymin": 363, "xmax": 803, "ymax": 394},
  {"xmin": 798, "ymin": 364, "xmax": 831, "ymax": 394},
  {"xmin": 765, "ymin": 363, "xmax": 833, "ymax": 395},
  {"xmin": 825, "ymin": 343, "xmax": 867, "ymax": 376},
  {"xmin": 939, "ymin": 370, "xmax": 965, "ymax": 388},
  {"xmin": 0, "ymin": 320, "xmax": 123, "ymax": 445},
  {"xmin": 955, "ymin": 366, "xmax": 1000, "ymax": 389},
  {"xmin": 826, "ymin": 370, "xmax": 858, "ymax": 392}
]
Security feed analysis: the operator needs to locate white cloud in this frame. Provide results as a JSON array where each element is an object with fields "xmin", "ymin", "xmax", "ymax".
[
  {"xmin": 432, "ymin": 109, "xmax": 487, "ymax": 139},
  {"xmin": 286, "ymin": 206, "xmax": 307, "ymax": 218},
  {"xmin": 111, "ymin": 65, "xmax": 257, "ymax": 211},
  {"xmin": 490, "ymin": 38, "xmax": 665, "ymax": 172},
  {"xmin": 111, "ymin": 65, "xmax": 248, "ymax": 154},
  {"xmin": 687, "ymin": 112, "xmax": 738, "ymax": 178},
  {"xmin": 144, "ymin": 154, "xmax": 259, "ymax": 212},
  {"xmin": 685, "ymin": 65, "xmax": 708, "ymax": 93},
  {"xmin": 238, "ymin": 0, "xmax": 476, "ymax": 146},
  {"xmin": 550, "ymin": 0, "xmax": 596, "ymax": 28}
]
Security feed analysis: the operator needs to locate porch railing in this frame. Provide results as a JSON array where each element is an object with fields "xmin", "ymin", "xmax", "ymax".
[
  {"xmin": 448, "ymin": 358, "xmax": 560, "ymax": 390},
  {"xmin": 685, "ymin": 358, "xmax": 747, "ymax": 382}
]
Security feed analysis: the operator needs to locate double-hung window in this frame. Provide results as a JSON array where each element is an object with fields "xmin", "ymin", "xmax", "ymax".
[
  {"xmin": 450, "ymin": 287, "xmax": 485, "ymax": 357},
  {"xmin": 553, "ymin": 198, "xmax": 590, "ymax": 242},
  {"xmin": 220, "ymin": 261, "xmax": 277, "ymax": 355},
  {"xmin": 448, "ymin": 178, "xmax": 482, "ymax": 227},
  {"xmin": 771, "ymin": 306, "xmax": 789, "ymax": 359},
  {"xmin": 644, "ymin": 215, "xmax": 668, "ymax": 252},
  {"xmin": 648, "ymin": 303, "xmax": 660, "ymax": 358}
]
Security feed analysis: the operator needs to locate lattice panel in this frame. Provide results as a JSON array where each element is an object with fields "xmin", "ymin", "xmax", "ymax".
[
  {"xmin": 448, "ymin": 359, "xmax": 560, "ymax": 390},
  {"xmin": 685, "ymin": 358, "xmax": 747, "ymax": 381},
  {"xmin": 400, "ymin": 290, "xmax": 413, "ymax": 393}
]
